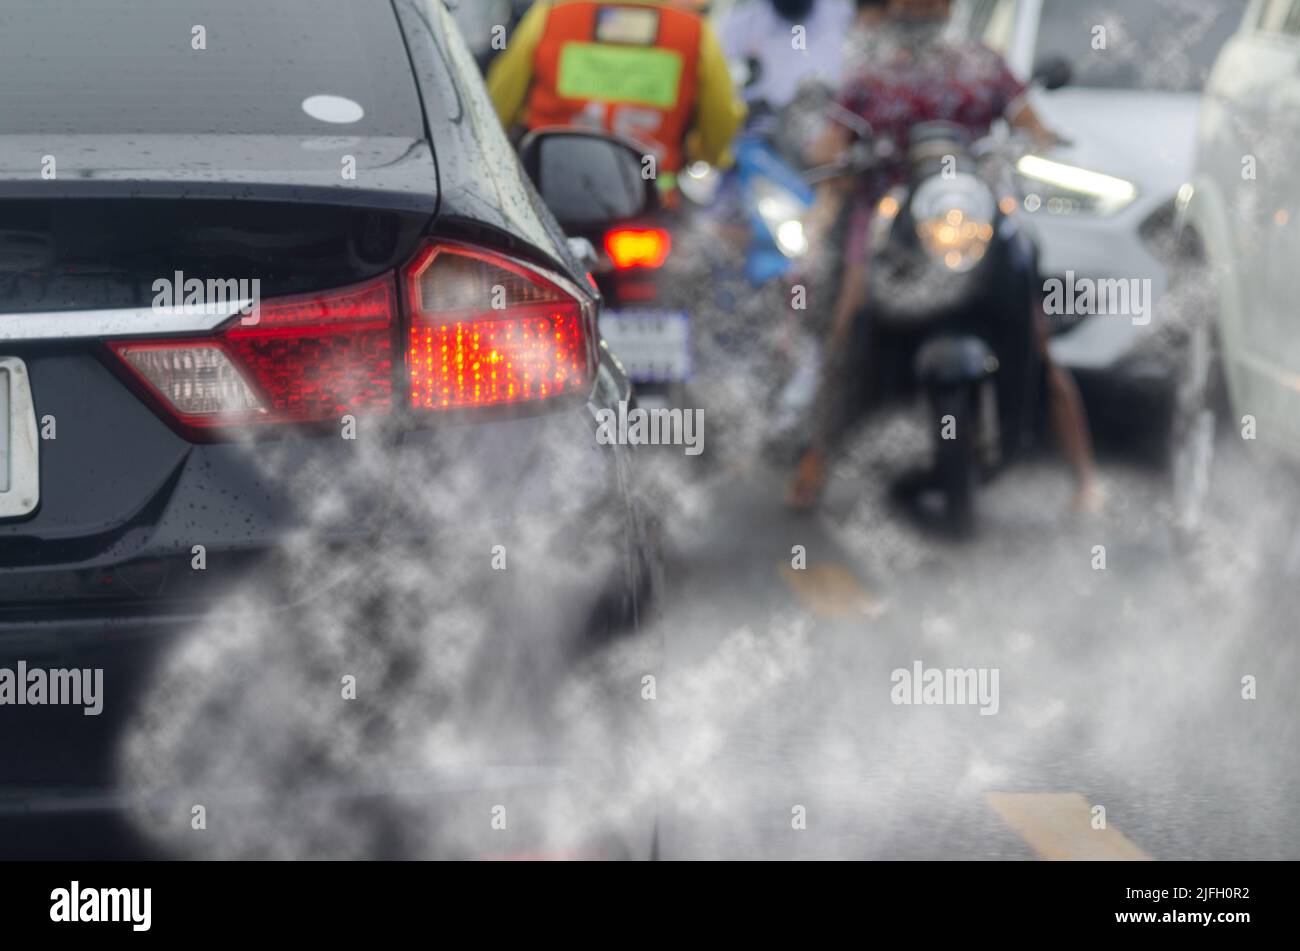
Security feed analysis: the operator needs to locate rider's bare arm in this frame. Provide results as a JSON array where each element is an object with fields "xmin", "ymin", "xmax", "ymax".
[{"xmin": 1007, "ymin": 100, "xmax": 1067, "ymax": 150}]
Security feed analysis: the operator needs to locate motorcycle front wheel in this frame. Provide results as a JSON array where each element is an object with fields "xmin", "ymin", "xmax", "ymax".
[{"xmin": 933, "ymin": 384, "xmax": 980, "ymax": 537}]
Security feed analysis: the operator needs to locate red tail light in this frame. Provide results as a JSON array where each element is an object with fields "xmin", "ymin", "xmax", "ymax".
[
  {"xmin": 605, "ymin": 228, "xmax": 671, "ymax": 270},
  {"xmin": 403, "ymin": 242, "xmax": 595, "ymax": 411},
  {"xmin": 109, "ymin": 276, "xmax": 395, "ymax": 429},
  {"xmin": 108, "ymin": 242, "xmax": 594, "ymax": 434}
]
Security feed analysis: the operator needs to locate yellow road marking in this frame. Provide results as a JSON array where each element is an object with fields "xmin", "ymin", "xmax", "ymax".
[
  {"xmin": 778, "ymin": 562, "xmax": 887, "ymax": 620},
  {"xmin": 985, "ymin": 792, "xmax": 1152, "ymax": 860}
]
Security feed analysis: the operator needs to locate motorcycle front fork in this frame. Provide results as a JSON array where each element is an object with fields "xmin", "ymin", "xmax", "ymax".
[
  {"xmin": 926, "ymin": 376, "xmax": 1002, "ymax": 474},
  {"xmin": 977, "ymin": 377, "xmax": 1002, "ymax": 471}
]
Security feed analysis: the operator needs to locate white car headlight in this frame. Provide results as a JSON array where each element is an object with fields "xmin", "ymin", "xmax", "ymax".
[
  {"xmin": 911, "ymin": 173, "xmax": 996, "ymax": 273},
  {"xmin": 1015, "ymin": 155, "xmax": 1138, "ymax": 217}
]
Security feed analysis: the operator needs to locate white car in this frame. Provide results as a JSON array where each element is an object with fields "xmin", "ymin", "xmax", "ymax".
[
  {"xmin": 953, "ymin": 0, "xmax": 1246, "ymax": 451},
  {"xmin": 1184, "ymin": 0, "xmax": 1300, "ymax": 473}
]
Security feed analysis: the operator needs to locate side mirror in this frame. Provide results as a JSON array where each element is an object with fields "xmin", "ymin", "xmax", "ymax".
[
  {"xmin": 727, "ymin": 55, "xmax": 761, "ymax": 91},
  {"xmin": 1031, "ymin": 55, "xmax": 1072, "ymax": 91},
  {"xmin": 519, "ymin": 129, "xmax": 657, "ymax": 232}
]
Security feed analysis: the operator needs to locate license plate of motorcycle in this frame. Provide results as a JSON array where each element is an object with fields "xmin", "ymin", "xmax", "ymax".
[{"xmin": 600, "ymin": 309, "xmax": 692, "ymax": 383}]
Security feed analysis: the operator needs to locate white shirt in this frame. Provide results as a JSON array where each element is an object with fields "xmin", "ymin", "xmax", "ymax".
[{"xmin": 718, "ymin": 0, "xmax": 855, "ymax": 109}]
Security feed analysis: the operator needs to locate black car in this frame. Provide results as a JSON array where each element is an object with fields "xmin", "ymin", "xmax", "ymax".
[{"xmin": 0, "ymin": 0, "xmax": 661, "ymax": 859}]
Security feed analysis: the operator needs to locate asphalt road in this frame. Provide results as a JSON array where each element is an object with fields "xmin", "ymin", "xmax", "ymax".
[{"xmin": 646, "ymin": 414, "xmax": 1300, "ymax": 859}]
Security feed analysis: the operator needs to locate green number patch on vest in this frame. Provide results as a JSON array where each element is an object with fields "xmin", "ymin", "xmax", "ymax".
[{"xmin": 557, "ymin": 43, "xmax": 683, "ymax": 110}]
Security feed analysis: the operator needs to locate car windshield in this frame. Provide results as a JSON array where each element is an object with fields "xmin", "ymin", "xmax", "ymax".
[
  {"xmin": 0, "ymin": 0, "xmax": 423, "ymax": 136},
  {"xmin": 1034, "ymin": 0, "xmax": 1247, "ymax": 93}
]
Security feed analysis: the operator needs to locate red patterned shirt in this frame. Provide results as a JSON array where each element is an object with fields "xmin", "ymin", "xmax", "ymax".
[
  {"xmin": 836, "ymin": 29, "xmax": 1025, "ymax": 259},
  {"xmin": 838, "ymin": 31, "xmax": 1025, "ymax": 162}
]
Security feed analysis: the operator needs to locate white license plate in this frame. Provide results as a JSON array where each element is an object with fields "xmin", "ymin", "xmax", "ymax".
[
  {"xmin": 600, "ymin": 309, "xmax": 692, "ymax": 383},
  {"xmin": 0, "ymin": 356, "xmax": 39, "ymax": 519}
]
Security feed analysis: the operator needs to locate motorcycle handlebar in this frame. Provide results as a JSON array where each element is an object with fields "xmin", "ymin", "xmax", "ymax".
[{"xmin": 824, "ymin": 100, "xmax": 875, "ymax": 141}]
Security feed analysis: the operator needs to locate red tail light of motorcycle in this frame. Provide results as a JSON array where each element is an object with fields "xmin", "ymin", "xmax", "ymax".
[{"xmin": 605, "ymin": 227, "xmax": 672, "ymax": 270}]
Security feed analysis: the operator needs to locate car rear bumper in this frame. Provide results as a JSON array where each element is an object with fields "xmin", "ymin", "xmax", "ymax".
[
  {"xmin": 0, "ymin": 396, "xmax": 657, "ymax": 858},
  {"xmin": 0, "ymin": 399, "xmax": 637, "ymax": 615}
]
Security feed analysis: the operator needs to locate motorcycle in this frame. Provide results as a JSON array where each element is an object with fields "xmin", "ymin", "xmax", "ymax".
[
  {"xmin": 579, "ymin": 192, "xmax": 693, "ymax": 410},
  {"xmin": 575, "ymin": 176, "xmax": 809, "ymax": 420},
  {"xmin": 515, "ymin": 125, "xmax": 694, "ymax": 413},
  {"xmin": 622, "ymin": 91, "xmax": 821, "ymax": 454},
  {"xmin": 576, "ymin": 66, "xmax": 819, "ymax": 420},
  {"xmin": 678, "ymin": 102, "xmax": 816, "ymax": 289},
  {"xmin": 517, "ymin": 129, "xmax": 764, "ymax": 469},
  {"xmin": 819, "ymin": 117, "xmax": 1048, "ymax": 535}
]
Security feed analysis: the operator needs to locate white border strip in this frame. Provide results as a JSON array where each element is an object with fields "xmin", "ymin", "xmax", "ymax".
[{"xmin": 0, "ymin": 301, "xmax": 252, "ymax": 342}]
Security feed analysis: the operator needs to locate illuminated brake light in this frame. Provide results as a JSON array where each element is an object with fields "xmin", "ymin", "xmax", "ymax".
[
  {"xmin": 111, "ymin": 243, "xmax": 594, "ymax": 432},
  {"xmin": 109, "ymin": 275, "xmax": 395, "ymax": 429},
  {"xmin": 605, "ymin": 228, "xmax": 671, "ymax": 270},
  {"xmin": 403, "ymin": 242, "xmax": 594, "ymax": 410}
]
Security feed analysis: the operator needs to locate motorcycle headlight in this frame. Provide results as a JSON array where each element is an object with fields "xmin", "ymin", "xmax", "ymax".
[
  {"xmin": 911, "ymin": 173, "xmax": 996, "ymax": 274},
  {"xmin": 1015, "ymin": 155, "xmax": 1138, "ymax": 217},
  {"xmin": 679, "ymin": 161, "xmax": 722, "ymax": 207},
  {"xmin": 754, "ymin": 179, "xmax": 810, "ymax": 258}
]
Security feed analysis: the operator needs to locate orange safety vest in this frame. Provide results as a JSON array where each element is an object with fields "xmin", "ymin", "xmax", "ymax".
[{"xmin": 525, "ymin": 1, "xmax": 703, "ymax": 174}]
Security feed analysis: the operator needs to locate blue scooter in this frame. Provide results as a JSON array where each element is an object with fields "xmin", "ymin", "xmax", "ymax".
[{"xmin": 679, "ymin": 104, "xmax": 816, "ymax": 289}]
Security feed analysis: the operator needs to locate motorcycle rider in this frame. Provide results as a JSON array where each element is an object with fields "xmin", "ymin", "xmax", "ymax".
[
  {"xmin": 718, "ymin": 0, "xmax": 854, "ymax": 112},
  {"xmin": 787, "ymin": 0, "xmax": 1103, "ymax": 514},
  {"xmin": 487, "ymin": 0, "xmax": 746, "ymax": 192}
]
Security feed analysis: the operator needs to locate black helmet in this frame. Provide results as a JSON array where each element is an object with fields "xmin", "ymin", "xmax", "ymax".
[{"xmin": 771, "ymin": 0, "xmax": 816, "ymax": 22}]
